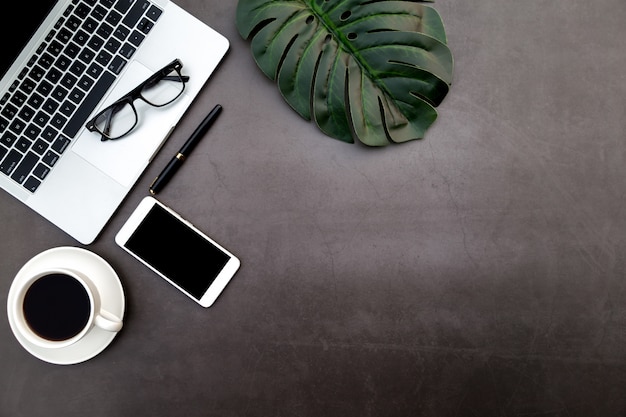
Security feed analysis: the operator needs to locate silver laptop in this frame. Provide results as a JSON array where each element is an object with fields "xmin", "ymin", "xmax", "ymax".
[{"xmin": 0, "ymin": 0, "xmax": 229, "ymax": 244}]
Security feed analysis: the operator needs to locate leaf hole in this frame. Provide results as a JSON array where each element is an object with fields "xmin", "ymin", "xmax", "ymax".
[
  {"xmin": 248, "ymin": 18, "xmax": 275, "ymax": 39},
  {"xmin": 306, "ymin": 15, "xmax": 314, "ymax": 24},
  {"xmin": 276, "ymin": 35, "xmax": 298, "ymax": 77},
  {"xmin": 324, "ymin": 34, "xmax": 332, "ymax": 43},
  {"xmin": 340, "ymin": 11, "xmax": 351, "ymax": 21},
  {"xmin": 347, "ymin": 33, "xmax": 357, "ymax": 40}
]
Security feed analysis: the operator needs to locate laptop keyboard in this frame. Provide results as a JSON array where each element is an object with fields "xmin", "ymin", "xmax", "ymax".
[{"xmin": 0, "ymin": 0, "xmax": 162, "ymax": 193}]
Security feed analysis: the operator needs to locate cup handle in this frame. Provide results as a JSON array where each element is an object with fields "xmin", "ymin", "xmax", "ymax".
[{"xmin": 95, "ymin": 309, "xmax": 123, "ymax": 333}]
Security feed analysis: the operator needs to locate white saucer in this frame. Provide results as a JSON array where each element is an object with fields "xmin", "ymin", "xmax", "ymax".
[{"xmin": 7, "ymin": 246, "xmax": 125, "ymax": 365}]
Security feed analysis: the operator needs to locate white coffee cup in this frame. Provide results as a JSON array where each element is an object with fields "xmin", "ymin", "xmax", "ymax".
[{"xmin": 10, "ymin": 268, "xmax": 123, "ymax": 349}]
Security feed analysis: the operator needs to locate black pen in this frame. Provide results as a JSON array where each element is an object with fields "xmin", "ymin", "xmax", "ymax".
[{"xmin": 149, "ymin": 104, "xmax": 222, "ymax": 195}]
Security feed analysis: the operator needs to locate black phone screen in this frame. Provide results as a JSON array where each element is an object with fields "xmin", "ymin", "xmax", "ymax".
[{"xmin": 124, "ymin": 204, "xmax": 231, "ymax": 299}]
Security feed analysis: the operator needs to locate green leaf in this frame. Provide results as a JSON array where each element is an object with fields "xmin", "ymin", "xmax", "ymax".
[{"xmin": 236, "ymin": 0, "xmax": 453, "ymax": 146}]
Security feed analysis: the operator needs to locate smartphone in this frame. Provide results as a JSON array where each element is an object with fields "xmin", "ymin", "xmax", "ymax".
[{"xmin": 115, "ymin": 196, "xmax": 240, "ymax": 307}]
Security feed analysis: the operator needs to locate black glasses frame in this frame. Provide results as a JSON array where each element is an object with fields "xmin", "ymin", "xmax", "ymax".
[{"xmin": 85, "ymin": 58, "xmax": 189, "ymax": 141}]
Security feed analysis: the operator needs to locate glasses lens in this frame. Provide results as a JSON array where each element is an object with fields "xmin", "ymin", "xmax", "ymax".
[
  {"xmin": 92, "ymin": 101, "xmax": 137, "ymax": 139},
  {"xmin": 140, "ymin": 68, "xmax": 185, "ymax": 106}
]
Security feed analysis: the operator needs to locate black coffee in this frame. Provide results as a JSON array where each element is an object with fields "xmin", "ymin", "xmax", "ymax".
[{"xmin": 23, "ymin": 273, "xmax": 91, "ymax": 341}]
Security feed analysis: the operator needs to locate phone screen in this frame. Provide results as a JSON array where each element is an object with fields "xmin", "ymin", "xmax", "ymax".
[{"xmin": 124, "ymin": 203, "xmax": 231, "ymax": 300}]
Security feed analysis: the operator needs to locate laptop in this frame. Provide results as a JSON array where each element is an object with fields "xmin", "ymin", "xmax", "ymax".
[{"xmin": 0, "ymin": 0, "xmax": 229, "ymax": 244}]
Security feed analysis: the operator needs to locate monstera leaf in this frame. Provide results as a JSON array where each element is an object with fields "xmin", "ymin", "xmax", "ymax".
[{"xmin": 236, "ymin": 0, "xmax": 453, "ymax": 146}]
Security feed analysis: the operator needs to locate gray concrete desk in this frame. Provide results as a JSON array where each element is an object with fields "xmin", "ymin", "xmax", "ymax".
[{"xmin": 2, "ymin": 0, "xmax": 626, "ymax": 416}]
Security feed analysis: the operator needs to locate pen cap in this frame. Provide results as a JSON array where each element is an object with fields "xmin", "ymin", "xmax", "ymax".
[{"xmin": 180, "ymin": 105, "xmax": 222, "ymax": 155}]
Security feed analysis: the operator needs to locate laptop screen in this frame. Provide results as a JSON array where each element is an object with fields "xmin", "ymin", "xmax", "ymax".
[{"xmin": 1, "ymin": 0, "xmax": 59, "ymax": 79}]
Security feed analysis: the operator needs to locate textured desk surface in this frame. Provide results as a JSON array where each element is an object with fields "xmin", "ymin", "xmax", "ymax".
[{"xmin": 2, "ymin": 1, "xmax": 626, "ymax": 416}]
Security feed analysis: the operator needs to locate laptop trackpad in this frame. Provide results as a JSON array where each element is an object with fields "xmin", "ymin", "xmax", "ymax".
[{"xmin": 72, "ymin": 61, "xmax": 191, "ymax": 188}]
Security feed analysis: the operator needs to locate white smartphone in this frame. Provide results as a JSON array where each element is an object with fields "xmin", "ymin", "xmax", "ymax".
[{"xmin": 115, "ymin": 196, "xmax": 240, "ymax": 307}]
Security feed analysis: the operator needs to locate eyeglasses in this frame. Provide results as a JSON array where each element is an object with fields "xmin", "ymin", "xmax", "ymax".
[{"xmin": 86, "ymin": 59, "xmax": 189, "ymax": 141}]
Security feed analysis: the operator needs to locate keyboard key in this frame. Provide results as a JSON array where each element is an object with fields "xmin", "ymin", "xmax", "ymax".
[
  {"xmin": 38, "ymin": 53, "xmax": 55, "ymax": 69},
  {"xmin": 51, "ymin": 136, "xmax": 71, "ymax": 154},
  {"xmin": 114, "ymin": 0, "xmax": 134, "ymax": 14},
  {"xmin": 15, "ymin": 137, "xmax": 32, "ymax": 153},
  {"xmin": 33, "ymin": 163, "xmax": 51, "ymax": 180},
  {"xmin": 32, "ymin": 139, "xmax": 49, "ymax": 155},
  {"xmin": 36, "ymin": 80, "xmax": 54, "ymax": 96},
  {"xmin": 96, "ymin": 50, "xmax": 113, "ymax": 67},
  {"xmin": 65, "ymin": 15, "xmax": 81, "ymax": 31},
  {"xmin": 9, "ymin": 75, "xmax": 21, "ymax": 93},
  {"xmin": 18, "ymin": 105, "xmax": 36, "ymax": 123},
  {"xmin": 1, "ymin": 103, "xmax": 18, "ymax": 119},
  {"xmin": 62, "ymin": 3, "xmax": 73, "ymax": 18},
  {"xmin": 29, "ymin": 65, "xmax": 46, "ymax": 82},
  {"xmin": 91, "ymin": 5, "xmax": 107, "ymax": 20},
  {"xmin": 69, "ymin": 60, "xmax": 87, "ymax": 77},
  {"xmin": 77, "ymin": 75, "xmax": 95, "ymax": 91},
  {"xmin": 41, "ymin": 126, "xmax": 58, "ymax": 142},
  {"xmin": 119, "ymin": 43, "xmax": 136, "ymax": 59},
  {"xmin": 52, "ymin": 86, "xmax": 70, "ymax": 103},
  {"xmin": 123, "ymin": 1, "xmax": 150, "ymax": 28},
  {"xmin": 69, "ymin": 88, "xmax": 86, "ymax": 104},
  {"xmin": 35, "ymin": 43, "xmax": 46, "ymax": 55},
  {"xmin": 35, "ymin": 112, "xmax": 51, "ymax": 128},
  {"xmin": 137, "ymin": 17, "xmax": 154, "ymax": 34},
  {"xmin": 27, "ymin": 93, "xmax": 45, "ymax": 109},
  {"xmin": 0, "ymin": 132, "xmax": 17, "ymax": 147},
  {"xmin": 12, "ymin": 152, "xmax": 39, "ymax": 184},
  {"xmin": 45, "ymin": 67, "xmax": 63, "ymax": 84},
  {"xmin": 74, "ymin": 3, "xmax": 91, "ymax": 19},
  {"xmin": 23, "ymin": 176, "xmax": 42, "ymax": 192},
  {"xmin": 51, "ymin": 114, "xmax": 68, "ymax": 130},
  {"xmin": 45, "ymin": 29, "xmax": 55, "ymax": 43},
  {"xmin": 128, "ymin": 30, "xmax": 145, "ymax": 47},
  {"xmin": 42, "ymin": 150, "xmax": 60, "ymax": 167},
  {"xmin": 9, "ymin": 119, "xmax": 26, "ymax": 135},
  {"xmin": 43, "ymin": 98, "xmax": 60, "ymax": 114},
  {"xmin": 79, "ymin": 48, "xmax": 96, "ymax": 64},
  {"xmin": 60, "ymin": 101, "xmax": 77, "ymax": 118},
  {"xmin": 56, "ymin": 27, "xmax": 73, "ymax": 43},
  {"xmin": 86, "ymin": 63, "xmax": 104, "ymax": 79},
  {"xmin": 26, "ymin": 55, "xmax": 37, "ymax": 68},
  {"xmin": 87, "ymin": 34, "xmax": 105, "ymax": 51},
  {"xmin": 105, "ymin": 37, "xmax": 121, "ymax": 54},
  {"xmin": 97, "ymin": 22, "xmax": 114, "ymax": 39},
  {"xmin": 73, "ymin": 29, "xmax": 90, "ymax": 46},
  {"xmin": 146, "ymin": 5, "xmax": 162, "ymax": 21},
  {"xmin": 15, "ymin": 70, "xmax": 26, "ymax": 83},
  {"xmin": 10, "ymin": 91, "xmax": 28, "ymax": 107},
  {"xmin": 54, "ymin": 55, "xmax": 72, "ymax": 72},
  {"xmin": 108, "ymin": 56, "xmax": 127, "ymax": 74},
  {"xmin": 68, "ymin": 40, "xmax": 89, "ymax": 61},
  {"xmin": 47, "ymin": 40, "xmax": 64, "ymax": 56},
  {"xmin": 0, "ymin": 149, "xmax": 22, "ymax": 176},
  {"xmin": 19, "ymin": 79, "xmax": 36, "ymax": 95},
  {"xmin": 106, "ymin": 10, "xmax": 122, "ymax": 27},
  {"xmin": 82, "ymin": 17, "xmax": 99, "ymax": 33},
  {"xmin": 24, "ymin": 125, "xmax": 42, "ymax": 141},
  {"xmin": 114, "ymin": 26, "xmax": 130, "ymax": 41},
  {"xmin": 61, "ymin": 73, "xmax": 78, "ymax": 89}
]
